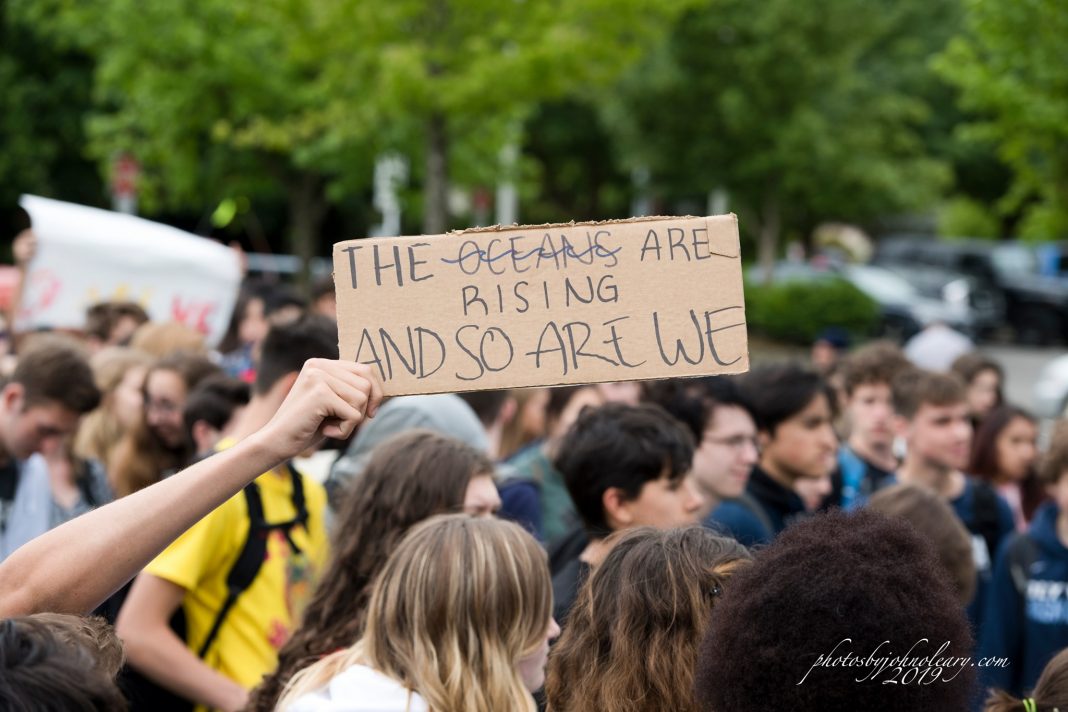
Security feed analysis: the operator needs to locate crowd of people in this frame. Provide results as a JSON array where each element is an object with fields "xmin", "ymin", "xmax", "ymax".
[{"xmin": 2, "ymin": 261, "xmax": 1068, "ymax": 712}]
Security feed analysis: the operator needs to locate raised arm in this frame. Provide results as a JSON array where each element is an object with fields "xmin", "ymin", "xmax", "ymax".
[{"xmin": 0, "ymin": 359, "xmax": 381, "ymax": 617}]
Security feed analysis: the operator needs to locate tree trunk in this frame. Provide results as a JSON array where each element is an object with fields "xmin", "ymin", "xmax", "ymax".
[
  {"xmin": 288, "ymin": 172, "xmax": 329, "ymax": 293},
  {"xmin": 757, "ymin": 189, "xmax": 781, "ymax": 286},
  {"xmin": 423, "ymin": 112, "xmax": 449, "ymax": 234}
]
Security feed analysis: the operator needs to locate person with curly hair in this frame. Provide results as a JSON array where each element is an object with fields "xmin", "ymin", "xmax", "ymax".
[
  {"xmin": 245, "ymin": 430, "xmax": 499, "ymax": 712},
  {"xmin": 545, "ymin": 526, "xmax": 750, "ymax": 712},
  {"xmin": 695, "ymin": 509, "xmax": 976, "ymax": 711}
]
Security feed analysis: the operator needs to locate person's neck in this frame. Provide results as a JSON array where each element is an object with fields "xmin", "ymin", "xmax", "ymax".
[
  {"xmin": 697, "ymin": 489, "xmax": 721, "ymax": 520},
  {"xmin": 758, "ymin": 458, "xmax": 794, "ymax": 490},
  {"xmin": 579, "ymin": 537, "xmax": 613, "ymax": 567},
  {"xmin": 848, "ymin": 435, "xmax": 897, "ymax": 472},
  {"xmin": 897, "ymin": 456, "xmax": 963, "ymax": 499}
]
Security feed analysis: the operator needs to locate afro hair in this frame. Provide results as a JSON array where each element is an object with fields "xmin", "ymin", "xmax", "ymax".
[{"xmin": 695, "ymin": 509, "xmax": 976, "ymax": 712}]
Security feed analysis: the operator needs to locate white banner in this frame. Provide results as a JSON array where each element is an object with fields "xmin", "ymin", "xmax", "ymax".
[{"xmin": 16, "ymin": 195, "xmax": 241, "ymax": 346}]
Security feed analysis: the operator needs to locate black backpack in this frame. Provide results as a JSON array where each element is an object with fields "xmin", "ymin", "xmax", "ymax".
[{"xmin": 122, "ymin": 462, "xmax": 309, "ymax": 711}]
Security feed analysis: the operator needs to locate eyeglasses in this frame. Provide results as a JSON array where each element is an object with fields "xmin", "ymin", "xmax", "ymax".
[
  {"xmin": 703, "ymin": 435, "xmax": 759, "ymax": 451},
  {"xmin": 143, "ymin": 396, "xmax": 180, "ymax": 416}
]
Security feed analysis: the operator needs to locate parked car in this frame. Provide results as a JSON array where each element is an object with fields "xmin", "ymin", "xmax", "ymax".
[
  {"xmin": 874, "ymin": 237, "xmax": 1068, "ymax": 345},
  {"xmin": 748, "ymin": 261, "xmax": 988, "ymax": 341}
]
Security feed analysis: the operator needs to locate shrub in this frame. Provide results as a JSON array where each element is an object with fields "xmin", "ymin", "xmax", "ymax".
[{"xmin": 744, "ymin": 276, "xmax": 879, "ymax": 345}]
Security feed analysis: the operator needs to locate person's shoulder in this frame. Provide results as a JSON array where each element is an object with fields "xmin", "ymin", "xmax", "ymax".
[{"xmin": 289, "ymin": 664, "xmax": 428, "ymax": 712}]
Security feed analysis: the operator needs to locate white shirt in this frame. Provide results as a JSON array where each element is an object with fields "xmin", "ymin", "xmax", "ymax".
[{"xmin": 285, "ymin": 664, "xmax": 429, "ymax": 712}]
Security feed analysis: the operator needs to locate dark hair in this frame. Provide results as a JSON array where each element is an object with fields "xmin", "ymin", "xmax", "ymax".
[
  {"xmin": 263, "ymin": 284, "xmax": 307, "ymax": 318},
  {"xmin": 246, "ymin": 430, "xmax": 493, "ymax": 712},
  {"xmin": 891, "ymin": 368, "xmax": 965, "ymax": 420},
  {"xmin": 970, "ymin": 405, "xmax": 1044, "ymax": 520},
  {"xmin": 867, "ymin": 484, "xmax": 977, "ymax": 605},
  {"xmin": 985, "ymin": 647, "xmax": 1068, "ymax": 712},
  {"xmin": 12, "ymin": 335, "xmax": 100, "ymax": 414},
  {"xmin": 838, "ymin": 341, "xmax": 911, "ymax": 397},
  {"xmin": 458, "ymin": 390, "xmax": 510, "ymax": 427},
  {"xmin": 0, "ymin": 616, "xmax": 127, "ymax": 711},
  {"xmin": 643, "ymin": 376, "xmax": 750, "ymax": 442},
  {"xmin": 546, "ymin": 527, "xmax": 750, "ymax": 712},
  {"xmin": 951, "ymin": 352, "xmax": 1004, "ymax": 388},
  {"xmin": 695, "ymin": 510, "xmax": 975, "ymax": 711},
  {"xmin": 738, "ymin": 363, "xmax": 834, "ymax": 436},
  {"xmin": 554, "ymin": 403, "xmax": 694, "ymax": 536},
  {"xmin": 311, "ymin": 275, "xmax": 335, "ymax": 301},
  {"xmin": 85, "ymin": 301, "xmax": 149, "ymax": 344},
  {"xmin": 254, "ymin": 314, "xmax": 338, "ymax": 395},
  {"xmin": 547, "ymin": 386, "xmax": 584, "ymax": 422},
  {"xmin": 182, "ymin": 376, "xmax": 250, "ymax": 434}
]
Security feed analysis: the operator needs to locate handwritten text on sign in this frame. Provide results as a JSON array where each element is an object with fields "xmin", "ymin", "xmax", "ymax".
[{"xmin": 333, "ymin": 215, "xmax": 749, "ymax": 395}]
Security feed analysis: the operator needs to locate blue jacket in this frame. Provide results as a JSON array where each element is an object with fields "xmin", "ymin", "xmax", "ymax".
[
  {"xmin": 706, "ymin": 497, "xmax": 773, "ymax": 548},
  {"xmin": 980, "ymin": 502, "xmax": 1068, "ymax": 696}
]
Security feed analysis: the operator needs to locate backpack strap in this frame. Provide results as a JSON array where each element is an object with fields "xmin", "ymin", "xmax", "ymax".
[
  {"xmin": 971, "ymin": 480, "xmax": 1004, "ymax": 567},
  {"xmin": 195, "ymin": 461, "xmax": 309, "ymax": 659}
]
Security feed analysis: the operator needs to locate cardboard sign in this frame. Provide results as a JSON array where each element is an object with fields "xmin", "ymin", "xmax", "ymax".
[
  {"xmin": 334, "ymin": 215, "xmax": 749, "ymax": 395},
  {"xmin": 16, "ymin": 195, "xmax": 242, "ymax": 346}
]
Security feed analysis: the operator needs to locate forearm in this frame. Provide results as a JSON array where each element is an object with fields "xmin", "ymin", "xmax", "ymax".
[
  {"xmin": 124, "ymin": 619, "xmax": 248, "ymax": 711},
  {"xmin": 0, "ymin": 431, "xmax": 284, "ymax": 616}
]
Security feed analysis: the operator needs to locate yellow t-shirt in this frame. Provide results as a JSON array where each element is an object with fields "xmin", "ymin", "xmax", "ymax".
[{"xmin": 144, "ymin": 441, "xmax": 329, "ymax": 701}]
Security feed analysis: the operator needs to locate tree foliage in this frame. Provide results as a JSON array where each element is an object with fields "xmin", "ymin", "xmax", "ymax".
[{"xmin": 935, "ymin": 0, "xmax": 1068, "ymax": 239}]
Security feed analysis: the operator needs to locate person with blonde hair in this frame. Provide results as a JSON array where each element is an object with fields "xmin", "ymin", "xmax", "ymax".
[
  {"xmin": 279, "ymin": 514, "xmax": 559, "ymax": 712},
  {"xmin": 545, "ymin": 526, "xmax": 750, "ymax": 712}
]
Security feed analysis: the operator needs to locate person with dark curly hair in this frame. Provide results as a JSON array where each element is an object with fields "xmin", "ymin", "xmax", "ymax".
[
  {"xmin": 695, "ymin": 509, "xmax": 977, "ymax": 712},
  {"xmin": 836, "ymin": 341, "xmax": 911, "ymax": 509},
  {"xmin": 545, "ymin": 526, "xmax": 750, "ymax": 712}
]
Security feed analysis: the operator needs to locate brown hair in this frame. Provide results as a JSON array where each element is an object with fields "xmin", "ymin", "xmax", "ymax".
[
  {"xmin": 891, "ymin": 368, "xmax": 966, "ymax": 420},
  {"xmin": 109, "ymin": 352, "xmax": 220, "ymax": 496},
  {"xmin": 970, "ymin": 405, "xmax": 1045, "ymax": 520},
  {"xmin": 128, "ymin": 321, "xmax": 206, "ymax": 357},
  {"xmin": 11, "ymin": 334, "xmax": 100, "ymax": 414},
  {"xmin": 247, "ymin": 430, "xmax": 494, "ymax": 712},
  {"xmin": 952, "ymin": 352, "xmax": 1004, "ymax": 389},
  {"xmin": 85, "ymin": 301, "xmax": 149, "ymax": 344},
  {"xmin": 73, "ymin": 347, "xmax": 153, "ymax": 466},
  {"xmin": 985, "ymin": 647, "xmax": 1068, "ymax": 711},
  {"xmin": 838, "ymin": 340, "xmax": 911, "ymax": 397},
  {"xmin": 499, "ymin": 388, "xmax": 547, "ymax": 460},
  {"xmin": 278, "ymin": 515, "xmax": 551, "ymax": 712},
  {"xmin": 1041, "ymin": 430, "xmax": 1068, "ymax": 487},
  {"xmin": 28, "ymin": 614, "xmax": 125, "ymax": 680},
  {"xmin": 0, "ymin": 615, "xmax": 126, "ymax": 711},
  {"xmin": 545, "ymin": 527, "xmax": 751, "ymax": 712},
  {"xmin": 867, "ymin": 484, "xmax": 977, "ymax": 605}
]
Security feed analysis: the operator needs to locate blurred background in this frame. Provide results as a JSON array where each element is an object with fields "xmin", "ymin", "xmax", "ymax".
[{"xmin": 2, "ymin": 0, "xmax": 1066, "ymax": 410}]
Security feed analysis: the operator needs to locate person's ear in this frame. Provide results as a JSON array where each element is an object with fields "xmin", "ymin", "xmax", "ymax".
[
  {"xmin": 601, "ymin": 486, "xmax": 634, "ymax": 531},
  {"xmin": 0, "ymin": 383, "xmax": 24, "ymax": 413},
  {"xmin": 757, "ymin": 428, "xmax": 772, "ymax": 452}
]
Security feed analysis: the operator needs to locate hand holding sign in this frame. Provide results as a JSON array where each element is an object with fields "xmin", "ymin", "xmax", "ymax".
[{"xmin": 334, "ymin": 215, "xmax": 749, "ymax": 395}]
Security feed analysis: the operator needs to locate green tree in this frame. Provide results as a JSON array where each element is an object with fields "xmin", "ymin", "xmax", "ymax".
[
  {"xmin": 312, "ymin": 0, "xmax": 694, "ymax": 233},
  {"xmin": 612, "ymin": 0, "xmax": 953, "ymax": 280},
  {"xmin": 935, "ymin": 0, "xmax": 1068, "ymax": 239},
  {"xmin": 0, "ymin": 1, "xmax": 105, "ymax": 243}
]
